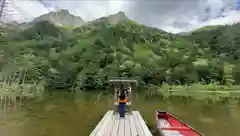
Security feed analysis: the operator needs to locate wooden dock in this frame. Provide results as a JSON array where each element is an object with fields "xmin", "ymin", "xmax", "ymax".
[{"xmin": 90, "ymin": 110, "xmax": 153, "ymax": 136}]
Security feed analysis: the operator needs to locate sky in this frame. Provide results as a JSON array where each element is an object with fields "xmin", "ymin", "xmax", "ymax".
[{"xmin": 2, "ymin": 0, "xmax": 240, "ymax": 33}]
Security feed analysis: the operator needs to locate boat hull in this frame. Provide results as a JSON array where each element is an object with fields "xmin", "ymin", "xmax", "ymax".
[{"xmin": 156, "ymin": 110, "xmax": 204, "ymax": 136}]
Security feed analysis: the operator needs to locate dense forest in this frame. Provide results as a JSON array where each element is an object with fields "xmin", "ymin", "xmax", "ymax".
[{"xmin": 1, "ymin": 17, "xmax": 240, "ymax": 91}]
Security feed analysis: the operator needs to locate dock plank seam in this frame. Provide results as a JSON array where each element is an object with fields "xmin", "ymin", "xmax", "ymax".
[
  {"xmin": 135, "ymin": 111, "xmax": 153, "ymax": 136},
  {"xmin": 90, "ymin": 111, "xmax": 112, "ymax": 136},
  {"xmin": 118, "ymin": 118, "xmax": 125, "ymax": 136},
  {"xmin": 129, "ymin": 113, "xmax": 138, "ymax": 136},
  {"xmin": 96, "ymin": 111, "xmax": 114, "ymax": 136},
  {"xmin": 110, "ymin": 115, "xmax": 120, "ymax": 136},
  {"xmin": 104, "ymin": 114, "xmax": 116, "ymax": 136},
  {"xmin": 124, "ymin": 115, "xmax": 131, "ymax": 136},
  {"xmin": 132, "ymin": 111, "xmax": 146, "ymax": 136}
]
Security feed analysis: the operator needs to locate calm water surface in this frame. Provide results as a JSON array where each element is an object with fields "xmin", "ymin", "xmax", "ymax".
[{"xmin": 0, "ymin": 92, "xmax": 239, "ymax": 136}]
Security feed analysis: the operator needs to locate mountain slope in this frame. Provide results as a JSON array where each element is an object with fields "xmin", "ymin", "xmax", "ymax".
[
  {"xmin": 183, "ymin": 23, "xmax": 240, "ymax": 60},
  {"xmin": 2, "ymin": 20, "xmax": 206, "ymax": 89},
  {"xmin": 2, "ymin": 13, "xmax": 240, "ymax": 89},
  {"xmin": 5, "ymin": 9, "xmax": 85, "ymax": 29},
  {"xmin": 83, "ymin": 11, "xmax": 129, "ymax": 29},
  {"xmin": 33, "ymin": 9, "xmax": 84, "ymax": 27}
]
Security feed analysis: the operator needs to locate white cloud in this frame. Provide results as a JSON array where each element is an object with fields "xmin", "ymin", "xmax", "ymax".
[
  {"xmin": 3, "ymin": 0, "xmax": 240, "ymax": 33},
  {"xmin": 164, "ymin": 10, "xmax": 240, "ymax": 34},
  {"xmin": 12, "ymin": 0, "xmax": 49, "ymax": 22},
  {"xmin": 203, "ymin": 11, "xmax": 240, "ymax": 26},
  {"xmin": 12, "ymin": 0, "xmax": 130, "ymax": 22}
]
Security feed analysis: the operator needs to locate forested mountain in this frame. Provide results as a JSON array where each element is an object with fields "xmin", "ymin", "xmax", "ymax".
[
  {"xmin": 1, "ymin": 11, "xmax": 240, "ymax": 90},
  {"xmin": 183, "ymin": 23, "xmax": 240, "ymax": 61}
]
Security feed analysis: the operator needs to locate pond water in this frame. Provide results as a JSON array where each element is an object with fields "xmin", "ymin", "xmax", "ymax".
[{"xmin": 0, "ymin": 92, "xmax": 239, "ymax": 136}]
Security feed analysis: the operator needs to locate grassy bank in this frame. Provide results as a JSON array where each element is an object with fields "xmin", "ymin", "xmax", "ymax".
[{"xmin": 150, "ymin": 83, "xmax": 240, "ymax": 102}]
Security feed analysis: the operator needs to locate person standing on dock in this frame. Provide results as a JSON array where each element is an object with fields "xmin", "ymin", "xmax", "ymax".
[{"xmin": 118, "ymin": 87, "xmax": 128, "ymax": 118}]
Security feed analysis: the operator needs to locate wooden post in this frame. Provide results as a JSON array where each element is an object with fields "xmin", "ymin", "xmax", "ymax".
[{"xmin": 113, "ymin": 83, "xmax": 119, "ymax": 115}]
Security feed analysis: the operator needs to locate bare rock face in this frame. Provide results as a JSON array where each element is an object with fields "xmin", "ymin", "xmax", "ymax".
[
  {"xmin": 33, "ymin": 9, "xmax": 84, "ymax": 27},
  {"xmin": 85, "ymin": 11, "xmax": 129, "ymax": 28}
]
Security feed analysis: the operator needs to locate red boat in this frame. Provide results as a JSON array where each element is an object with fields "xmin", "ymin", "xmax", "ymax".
[{"xmin": 156, "ymin": 110, "xmax": 204, "ymax": 136}]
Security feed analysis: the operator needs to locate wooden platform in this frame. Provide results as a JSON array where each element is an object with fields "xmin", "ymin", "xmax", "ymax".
[{"xmin": 90, "ymin": 110, "xmax": 153, "ymax": 136}]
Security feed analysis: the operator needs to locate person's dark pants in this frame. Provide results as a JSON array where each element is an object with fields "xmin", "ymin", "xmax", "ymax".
[{"xmin": 119, "ymin": 102, "xmax": 126, "ymax": 117}]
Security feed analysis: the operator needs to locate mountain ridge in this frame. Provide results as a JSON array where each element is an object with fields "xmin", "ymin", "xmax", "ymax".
[
  {"xmin": 1, "ymin": 9, "xmax": 130, "ymax": 30},
  {"xmin": 33, "ymin": 9, "xmax": 84, "ymax": 27}
]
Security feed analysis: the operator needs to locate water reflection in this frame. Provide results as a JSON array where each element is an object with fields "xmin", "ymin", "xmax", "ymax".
[{"xmin": 0, "ymin": 92, "xmax": 239, "ymax": 136}]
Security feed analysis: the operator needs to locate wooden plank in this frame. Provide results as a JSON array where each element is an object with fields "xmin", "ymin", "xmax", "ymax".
[
  {"xmin": 135, "ymin": 111, "xmax": 153, "ymax": 136},
  {"xmin": 110, "ymin": 115, "xmax": 120, "ymax": 136},
  {"xmin": 96, "ymin": 111, "xmax": 114, "ymax": 136},
  {"xmin": 118, "ymin": 118, "xmax": 125, "ymax": 136},
  {"xmin": 124, "ymin": 115, "xmax": 131, "ymax": 136},
  {"xmin": 129, "ymin": 114, "xmax": 138, "ymax": 136},
  {"xmin": 89, "ymin": 111, "xmax": 112, "ymax": 136},
  {"xmin": 104, "ymin": 114, "xmax": 116, "ymax": 136},
  {"xmin": 90, "ymin": 110, "xmax": 153, "ymax": 136},
  {"xmin": 132, "ymin": 111, "xmax": 145, "ymax": 136}
]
